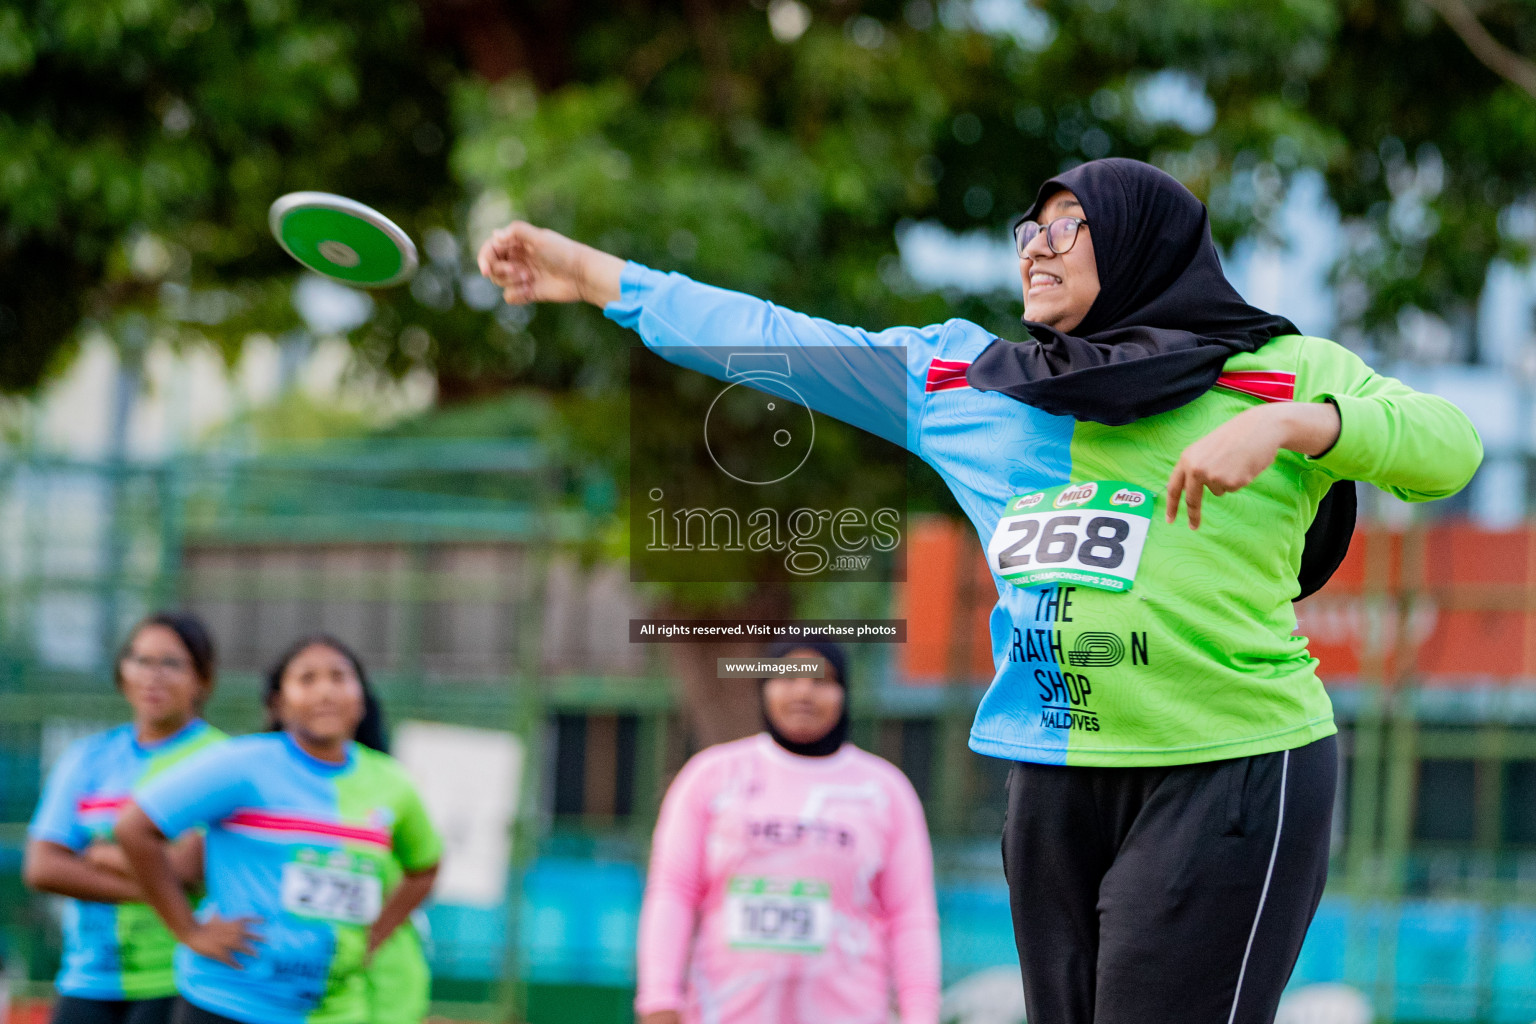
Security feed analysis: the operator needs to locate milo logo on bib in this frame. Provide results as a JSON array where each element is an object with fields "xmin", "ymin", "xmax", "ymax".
[
  {"xmin": 987, "ymin": 480, "xmax": 1156, "ymax": 593},
  {"xmin": 1054, "ymin": 482, "xmax": 1098, "ymax": 508}
]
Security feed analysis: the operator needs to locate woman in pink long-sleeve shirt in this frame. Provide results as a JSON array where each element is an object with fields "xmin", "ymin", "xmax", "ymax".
[{"xmin": 636, "ymin": 639, "xmax": 941, "ymax": 1024}]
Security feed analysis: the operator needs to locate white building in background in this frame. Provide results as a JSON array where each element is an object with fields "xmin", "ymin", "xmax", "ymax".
[
  {"xmin": 0, "ymin": 275, "xmax": 436, "ymax": 672},
  {"xmin": 8, "ymin": 274, "xmax": 434, "ymax": 462}
]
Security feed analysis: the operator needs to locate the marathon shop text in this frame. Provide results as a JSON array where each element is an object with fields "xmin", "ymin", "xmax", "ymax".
[{"xmin": 1007, "ymin": 586, "xmax": 1151, "ymax": 732}]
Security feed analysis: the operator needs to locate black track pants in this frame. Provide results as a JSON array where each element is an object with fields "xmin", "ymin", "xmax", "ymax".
[
  {"xmin": 51, "ymin": 997, "xmax": 175, "ymax": 1024},
  {"xmin": 1002, "ymin": 734, "xmax": 1337, "ymax": 1024},
  {"xmin": 168, "ymin": 999, "xmax": 245, "ymax": 1024}
]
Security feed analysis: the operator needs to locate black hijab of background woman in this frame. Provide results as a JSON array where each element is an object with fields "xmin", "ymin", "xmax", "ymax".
[
  {"xmin": 762, "ymin": 638, "xmax": 850, "ymax": 757},
  {"xmin": 966, "ymin": 157, "xmax": 1355, "ymax": 598},
  {"xmin": 263, "ymin": 634, "xmax": 390, "ymax": 754}
]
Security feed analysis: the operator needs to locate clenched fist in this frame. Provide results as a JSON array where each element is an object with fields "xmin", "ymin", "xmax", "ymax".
[{"xmin": 476, "ymin": 221, "xmax": 624, "ymax": 308}]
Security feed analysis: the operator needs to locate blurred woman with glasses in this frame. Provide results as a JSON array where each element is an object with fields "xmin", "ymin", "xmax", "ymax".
[{"xmin": 26, "ymin": 612, "xmax": 226, "ymax": 1024}]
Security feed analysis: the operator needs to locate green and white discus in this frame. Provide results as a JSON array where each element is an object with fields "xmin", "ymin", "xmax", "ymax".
[{"xmin": 268, "ymin": 192, "xmax": 419, "ymax": 288}]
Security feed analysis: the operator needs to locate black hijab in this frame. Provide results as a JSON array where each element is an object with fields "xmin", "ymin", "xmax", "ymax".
[
  {"xmin": 967, "ymin": 157, "xmax": 1297, "ymax": 422},
  {"xmin": 762, "ymin": 638, "xmax": 849, "ymax": 757},
  {"xmin": 966, "ymin": 158, "xmax": 1353, "ymax": 601}
]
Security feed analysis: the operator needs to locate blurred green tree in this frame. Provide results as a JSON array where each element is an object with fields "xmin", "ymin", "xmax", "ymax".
[
  {"xmin": 1303, "ymin": 0, "xmax": 1536, "ymax": 351},
  {"xmin": 442, "ymin": 0, "xmax": 1325, "ymax": 739},
  {"xmin": 11, "ymin": 0, "xmax": 1536, "ymax": 396},
  {"xmin": 0, "ymin": 0, "xmax": 458, "ymax": 390}
]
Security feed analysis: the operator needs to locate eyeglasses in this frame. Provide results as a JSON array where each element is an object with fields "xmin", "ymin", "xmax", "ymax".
[
  {"xmin": 123, "ymin": 653, "xmax": 192, "ymax": 674},
  {"xmin": 1012, "ymin": 215, "xmax": 1089, "ymax": 258}
]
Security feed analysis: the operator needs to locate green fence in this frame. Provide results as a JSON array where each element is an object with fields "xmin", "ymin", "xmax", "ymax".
[{"xmin": 5, "ymin": 449, "xmax": 1536, "ymax": 1021}]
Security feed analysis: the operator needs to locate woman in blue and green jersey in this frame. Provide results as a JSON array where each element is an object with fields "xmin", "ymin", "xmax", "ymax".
[
  {"xmin": 115, "ymin": 635, "xmax": 442, "ymax": 1024},
  {"xmin": 257, "ymin": 645, "xmax": 433, "ymax": 1024},
  {"xmin": 476, "ymin": 157, "xmax": 1484, "ymax": 1024},
  {"xmin": 26, "ymin": 612, "xmax": 226, "ymax": 1024}
]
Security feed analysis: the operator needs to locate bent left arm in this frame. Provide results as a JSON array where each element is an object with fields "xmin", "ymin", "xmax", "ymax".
[
  {"xmin": 85, "ymin": 833, "xmax": 204, "ymax": 888},
  {"xmin": 1168, "ymin": 339, "xmax": 1483, "ymax": 528},
  {"xmin": 367, "ymin": 864, "xmax": 438, "ymax": 958},
  {"xmin": 372, "ymin": 779, "xmax": 443, "ymax": 959},
  {"xmin": 25, "ymin": 839, "xmax": 144, "ymax": 903},
  {"xmin": 1304, "ymin": 372, "xmax": 1483, "ymax": 501},
  {"xmin": 1166, "ymin": 401, "xmax": 1341, "ymax": 529}
]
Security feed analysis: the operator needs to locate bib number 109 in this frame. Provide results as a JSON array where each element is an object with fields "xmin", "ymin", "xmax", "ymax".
[
  {"xmin": 987, "ymin": 481, "xmax": 1154, "ymax": 593},
  {"xmin": 723, "ymin": 877, "xmax": 831, "ymax": 954}
]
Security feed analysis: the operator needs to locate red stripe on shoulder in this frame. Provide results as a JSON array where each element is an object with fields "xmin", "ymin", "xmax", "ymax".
[
  {"xmin": 925, "ymin": 358, "xmax": 974, "ymax": 393},
  {"xmin": 927, "ymin": 377, "xmax": 972, "ymax": 392},
  {"xmin": 1215, "ymin": 371, "xmax": 1296, "ymax": 403}
]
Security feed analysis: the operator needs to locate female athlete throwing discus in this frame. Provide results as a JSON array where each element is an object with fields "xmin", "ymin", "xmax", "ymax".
[
  {"xmin": 480, "ymin": 157, "xmax": 1484, "ymax": 1024},
  {"xmin": 114, "ymin": 636, "xmax": 441, "ymax": 1024},
  {"xmin": 26, "ymin": 613, "xmax": 225, "ymax": 1024},
  {"xmin": 635, "ymin": 638, "xmax": 939, "ymax": 1024}
]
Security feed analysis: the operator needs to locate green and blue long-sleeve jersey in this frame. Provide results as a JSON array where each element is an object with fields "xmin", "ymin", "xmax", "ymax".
[
  {"xmin": 135, "ymin": 733, "xmax": 442, "ymax": 1024},
  {"xmin": 606, "ymin": 262, "xmax": 1482, "ymax": 767},
  {"xmin": 28, "ymin": 719, "xmax": 226, "ymax": 1000}
]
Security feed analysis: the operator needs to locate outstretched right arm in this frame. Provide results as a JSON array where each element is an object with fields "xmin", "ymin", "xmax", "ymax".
[{"xmin": 478, "ymin": 223, "xmax": 948, "ymax": 453}]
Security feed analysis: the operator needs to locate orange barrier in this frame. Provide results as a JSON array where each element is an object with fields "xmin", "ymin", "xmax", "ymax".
[
  {"xmin": 10, "ymin": 1000, "xmax": 52, "ymax": 1024},
  {"xmin": 896, "ymin": 516, "xmax": 1536, "ymax": 687}
]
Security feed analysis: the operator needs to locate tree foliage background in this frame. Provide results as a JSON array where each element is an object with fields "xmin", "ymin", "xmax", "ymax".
[
  {"xmin": 7, "ymin": 0, "xmax": 1536, "ymax": 398},
  {"xmin": 0, "ymin": 0, "xmax": 470, "ymax": 389}
]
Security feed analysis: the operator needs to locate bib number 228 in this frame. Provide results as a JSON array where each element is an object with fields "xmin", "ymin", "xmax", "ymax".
[
  {"xmin": 987, "ymin": 481, "xmax": 1154, "ymax": 593},
  {"xmin": 281, "ymin": 861, "xmax": 382, "ymax": 925}
]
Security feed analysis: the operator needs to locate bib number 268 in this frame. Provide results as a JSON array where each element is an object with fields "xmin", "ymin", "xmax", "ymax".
[
  {"xmin": 987, "ymin": 481, "xmax": 1154, "ymax": 593},
  {"xmin": 996, "ymin": 515, "xmax": 1132, "ymax": 569}
]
